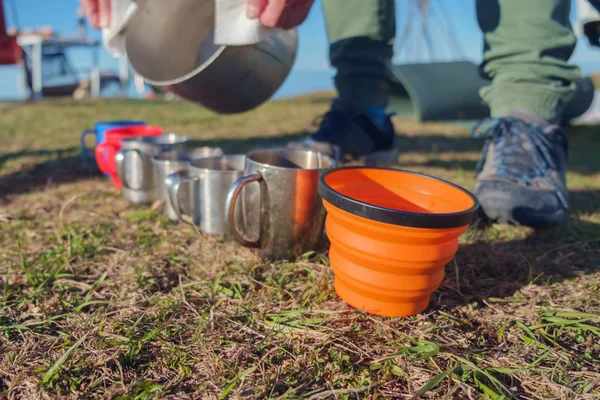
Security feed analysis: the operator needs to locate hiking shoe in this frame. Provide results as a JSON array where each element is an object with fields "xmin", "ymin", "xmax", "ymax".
[
  {"xmin": 288, "ymin": 98, "xmax": 399, "ymax": 164},
  {"xmin": 473, "ymin": 116, "xmax": 569, "ymax": 228}
]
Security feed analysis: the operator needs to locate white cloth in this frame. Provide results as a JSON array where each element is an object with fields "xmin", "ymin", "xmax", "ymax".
[
  {"xmin": 214, "ymin": 0, "xmax": 280, "ymax": 45},
  {"xmin": 102, "ymin": 0, "xmax": 138, "ymax": 56}
]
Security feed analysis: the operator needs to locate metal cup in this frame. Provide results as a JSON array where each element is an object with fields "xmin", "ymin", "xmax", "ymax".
[
  {"xmin": 152, "ymin": 147, "xmax": 224, "ymax": 221},
  {"xmin": 225, "ymin": 148, "xmax": 335, "ymax": 260},
  {"xmin": 166, "ymin": 154, "xmax": 246, "ymax": 235},
  {"xmin": 116, "ymin": 133, "xmax": 189, "ymax": 203}
]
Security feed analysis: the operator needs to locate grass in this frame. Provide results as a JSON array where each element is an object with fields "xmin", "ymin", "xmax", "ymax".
[{"xmin": 1, "ymin": 93, "xmax": 599, "ymax": 399}]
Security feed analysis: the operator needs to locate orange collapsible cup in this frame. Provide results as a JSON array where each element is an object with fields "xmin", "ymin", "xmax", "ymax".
[{"xmin": 318, "ymin": 167, "xmax": 479, "ymax": 317}]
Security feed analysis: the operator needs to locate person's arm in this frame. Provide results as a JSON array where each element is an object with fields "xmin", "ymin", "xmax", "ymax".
[
  {"xmin": 80, "ymin": 0, "xmax": 315, "ymax": 30},
  {"xmin": 246, "ymin": 0, "xmax": 315, "ymax": 29},
  {"xmin": 80, "ymin": 0, "xmax": 111, "ymax": 29}
]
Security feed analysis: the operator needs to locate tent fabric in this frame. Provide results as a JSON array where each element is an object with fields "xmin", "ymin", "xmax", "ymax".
[{"xmin": 388, "ymin": 61, "xmax": 595, "ymax": 123}]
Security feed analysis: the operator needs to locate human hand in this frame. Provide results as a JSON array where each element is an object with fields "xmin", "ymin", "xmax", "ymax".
[
  {"xmin": 80, "ymin": 0, "xmax": 112, "ymax": 29},
  {"xmin": 246, "ymin": 0, "xmax": 315, "ymax": 29}
]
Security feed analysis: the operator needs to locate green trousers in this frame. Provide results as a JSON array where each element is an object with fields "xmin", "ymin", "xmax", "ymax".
[{"xmin": 323, "ymin": 0, "xmax": 582, "ymax": 123}]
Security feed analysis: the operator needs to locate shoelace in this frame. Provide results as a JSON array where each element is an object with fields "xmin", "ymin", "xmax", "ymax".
[{"xmin": 472, "ymin": 117, "xmax": 568, "ymax": 209}]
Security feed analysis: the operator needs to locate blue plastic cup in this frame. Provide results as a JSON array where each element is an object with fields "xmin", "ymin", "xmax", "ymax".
[{"xmin": 81, "ymin": 120, "xmax": 147, "ymax": 161}]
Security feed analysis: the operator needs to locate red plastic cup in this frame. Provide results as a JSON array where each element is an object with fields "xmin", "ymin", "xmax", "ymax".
[{"xmin": 95, "ymin": 125, "xmax": 163, "ymax": 188}]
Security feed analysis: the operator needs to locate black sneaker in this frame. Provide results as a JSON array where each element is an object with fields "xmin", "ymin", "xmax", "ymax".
[
  {"xmin": 473, "ymin": 116, "xmax": 569, "ymax": 228},
  {"xmin": 288, "ymin": 98, "xmax": 399, "ymax": 163}
]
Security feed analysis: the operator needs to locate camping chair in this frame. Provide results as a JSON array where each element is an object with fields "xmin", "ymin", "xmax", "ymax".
[{"xmin": 20, "ymin": 43, "xmax": 82, "ymax": 98}]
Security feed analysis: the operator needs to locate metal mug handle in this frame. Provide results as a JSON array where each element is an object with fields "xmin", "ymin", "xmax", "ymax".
[
  {"xmin": 116, "ymin": 148, "xmax": 145, "ymax": 190},
  {"xmin": 225, "ymin": 173, "xmax": 262, "ymax": 248},
  {"xmin": 165, "ymin": 172, "xmax": 198, "ymax": 224},
  {"xmin": 80, "ymin": 129, "xmax": 96, "ymax": 161}
]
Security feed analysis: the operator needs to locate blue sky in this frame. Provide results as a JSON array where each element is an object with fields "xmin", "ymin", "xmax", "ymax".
[{"xmin": 1, "ymin": 0, "xmax": 598, "ymax": 100}]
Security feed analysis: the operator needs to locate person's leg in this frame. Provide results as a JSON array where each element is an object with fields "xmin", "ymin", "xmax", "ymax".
[
  {"xmin": 324, "ymin": 0, "xmax": 395, "ymax": 109},
  {"xmin": 289, "ymin": 0, "xmax": 398, "ymax": 163},
  {"xmin": 477, "ymin": 0, "xmax": 581, "ymax": 123},
  {"xmin": 474, "ymin": 0, "xmax": 580, "ymax": 227}
]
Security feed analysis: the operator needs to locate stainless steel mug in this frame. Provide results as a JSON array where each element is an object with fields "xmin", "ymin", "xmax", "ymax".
[
  {"xmin": 166, "ymin": 155, "xmax": 246, "ymax": 234},
  {"xmin": 152, "ymin": 147, "xmax": 223, "ymax": 220},
  {"xmin": 116, "ymin": 134, "xmax": 189, "ymax": 204},
  {"xmin": 225, "ymin": 149, "xmax": 335, "ymax": 260},
  {"xmin": 124, "ymin": 0, "xmax": 297, "ymax": 114}
]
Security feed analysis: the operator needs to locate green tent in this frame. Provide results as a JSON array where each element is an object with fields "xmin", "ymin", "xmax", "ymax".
[{"xmin": 388, "ymin": 61, "xmax": 595, "ymax": 123}]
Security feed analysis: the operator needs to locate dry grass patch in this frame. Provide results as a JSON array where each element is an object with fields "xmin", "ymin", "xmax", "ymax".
[{"xmin": 1, "ymin": 95, "xmax": 599, "ymax": 399}]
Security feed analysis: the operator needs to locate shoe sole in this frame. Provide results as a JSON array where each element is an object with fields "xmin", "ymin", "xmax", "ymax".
[
  {"xmin": 478, "ymin": 194, "xmax": 568, "ymax": 229},
  {"xmin": 343, "ymin": 137, "xmax": 400, "ymax": 165},
  {"xmin": 354, "ymin": 147, "xmax": 400, "ymax": 165}
]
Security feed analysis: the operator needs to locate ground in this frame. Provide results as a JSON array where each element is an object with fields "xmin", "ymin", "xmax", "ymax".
[{"xmin": 1, "ymin": 94, "xmax": 599, "ymax": 399}]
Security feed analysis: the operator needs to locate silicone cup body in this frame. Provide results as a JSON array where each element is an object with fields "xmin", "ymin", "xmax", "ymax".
[{"xmin": 318, "ymin": 167, "xmax": 479, "ymax": 317}]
